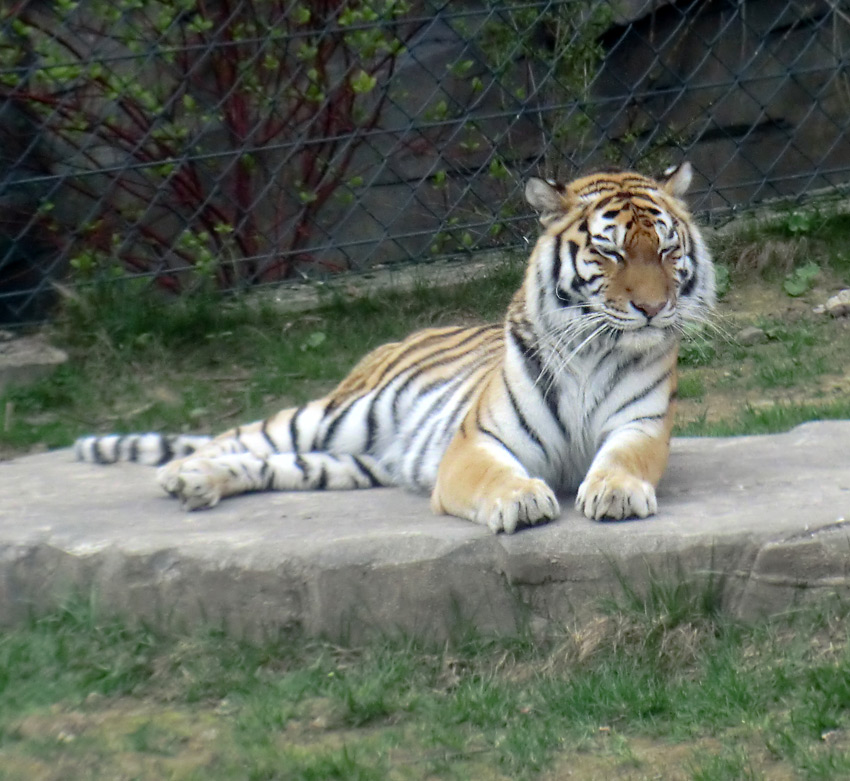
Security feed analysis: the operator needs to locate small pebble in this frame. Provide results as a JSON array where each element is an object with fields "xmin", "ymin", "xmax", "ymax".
[
  {"xmin": 736, "ymin": 326, "xmax": 767, "ymax": 345},
  {"xmin": 825, "ymin": 289, "xmax": 850, "ymax": 317}
]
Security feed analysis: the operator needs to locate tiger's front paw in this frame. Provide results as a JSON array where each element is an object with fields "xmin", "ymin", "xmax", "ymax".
[
  {"xmin": 475, "ymin": 477, "xmax": 560, "ymax": 534},
  {"xmin": 576, "ymin": 470, "xmax": 657, "ymax": 521},
  {"xmin": 157, "ymin": 459, "xmax": 224, "ymax": 511}
]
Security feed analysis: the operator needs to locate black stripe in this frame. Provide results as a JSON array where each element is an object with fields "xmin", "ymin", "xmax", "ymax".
[
  {"xmin": 609, "ymin": 353, "xmax": 644, "ymax": 387},
  {"xmin": 611, "ymin": 369, "xmax": 672, "ymax": 419},
  {"xmin": 351, "ymin": 456, "xmax": 383, "ymax": 487},
  {"xmin": 585, "ymin": 351, "xmax": 645, "ymax": 422},
  {"xmin": 475, "ymin": 406, "xmax": 522, "ymax": 465},
  {"xmin": 550, "ymin": 233, "xmax": 562, "ymax": 295},
  {"xmin": 591, "ymin": 193, "xmax": 619, "ymax": 212},
  {"xmin": 309, "ymin": 401, "xmax": 331, "ymax": 451},
  {"xmin": 364, "ymin": 399, "xmax": 381, "ymax": 455},
  {"xmin": 681, "ymin": 262, "xmax": 698, "ymax": 297},
  {"xmin": 536, "ymin": 251, "xmax": 549, "ymax": 315},
  {"xmin": 567, "ymin": 236, "xmax": 598, "ymax": 298},
  {"xmin": 479, "ymin": 426, "xmax": 522, "ymax": 464},
  {"xmin": 316, "ymin": 465, "xmax": 328, "ymax": 490},
  {"xmin": 320, "ymin": 395, "xmax": 363, "ymax": 451},
  {"xmin": 260, "ymin": 419, "xmax": 278, "ymax": 453},
  {"xmin": 289, "ymin": 406, "xmax": 304, "ymax": 452},
  {"xmin": 158, "ymin": 436, "xmax": 174, "ymax": 466},
  {"xmin": 571, "ymin": 272, "xmax": 603, "ymax": 293},
  {"xmin": 507, "ymin": 321, "xmax": 568, "ymax": 439},
  {"xmin": 508, "ymin": 320, "xmax": 543, "ymax": 380},
  {"xmin": 503, "ymin": 370, "xmax": 545, "ymax": 454},
  {"xmin": 259, "ymin": 459, "xmax": 273, "ymax": 489},
  {"xmin": 411, "ymin": 419, "xmax": 441, "ymax": 488},
  {"xmin": 129, "ymin": 438, "xmax": 140, "ymax": 462},
  {"xmin": 294, "ymin": 454, "xmax": 309, "ymax": 480},
  {"xmin": 552, "ymin": 234, "xmax": 578, "ymax": 308},
  {"xmin": 92, "ymin": 439, "xmax": 107, "ymax": 464},
  {"xmin": 627, "ymin": 413, "xmax": 667, "ymax": 424},
  {"xmin": 435, "ymin": 377, "xmax": 480, "ymax": 443},
  {"xmin": 566, "ymin": 239, "xmax": 581, "ymax": 283}
]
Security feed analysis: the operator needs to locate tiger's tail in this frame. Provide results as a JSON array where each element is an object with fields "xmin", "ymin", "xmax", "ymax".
[{"xmin": 73, "ymin": 433, "xmax": 212, "ymax": 466}]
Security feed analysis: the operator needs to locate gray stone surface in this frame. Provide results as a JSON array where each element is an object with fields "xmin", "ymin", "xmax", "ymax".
[{"xmin": 1, "ymin": 421, "xmax": 849, "ymax": 639}]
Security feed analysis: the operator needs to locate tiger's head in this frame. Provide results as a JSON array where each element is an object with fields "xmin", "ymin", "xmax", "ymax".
[{"xmin": 524, "ymin": 163, "xmax": 715, "ymax": 350}]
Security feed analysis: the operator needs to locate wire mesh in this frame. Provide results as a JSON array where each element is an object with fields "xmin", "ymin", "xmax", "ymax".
[{"xmin": 1, "ymin": 0, "xmax": 849, "ymax": 325}]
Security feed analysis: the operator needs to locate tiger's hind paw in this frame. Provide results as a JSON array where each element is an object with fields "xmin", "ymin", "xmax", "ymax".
[
  {"xmin": 476, "ymin": 478, "xmax": 560, "ymax": 534},
  {"xmin": 157, "ymin": 459, "xmax": 224, "ymax": 511},
  {"xmin": 157, "ymin": 461, "xmax": 184, "ymax": 496},
  {"xmin": 576, "ymin": 470, "xmax": 657, "ymax": 521}
]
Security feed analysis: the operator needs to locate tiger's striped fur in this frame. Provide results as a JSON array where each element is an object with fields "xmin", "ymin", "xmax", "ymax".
[{"xmin": 75, "ymin": 164, "xmax": 715, "ymax": 532}]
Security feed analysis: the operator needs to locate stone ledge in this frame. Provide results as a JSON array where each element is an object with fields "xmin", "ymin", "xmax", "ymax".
[{"xmin": 1, "ymin": 420, "xmax": 848, "ymax": 639}]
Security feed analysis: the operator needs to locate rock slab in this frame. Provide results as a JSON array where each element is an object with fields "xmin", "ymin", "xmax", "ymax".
[
  {"xmin": 1, "ymin": 421, "xmax": 849, "ymax": 639},
  {"xmin": 0, "ymin": 332, "xmax": 68, "ymax": 391}
]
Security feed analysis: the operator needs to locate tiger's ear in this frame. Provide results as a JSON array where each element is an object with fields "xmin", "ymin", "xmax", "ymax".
[
  {"xmin": 525, "ymin": 177, "xmax": 572, "ymax": 225},
  {"xmin": 660, "ymin": 161, "xmax": 693, "ymax": 197}
]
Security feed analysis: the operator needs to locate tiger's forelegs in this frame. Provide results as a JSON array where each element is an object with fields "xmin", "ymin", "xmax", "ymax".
[
  {"xmin": 431, "ymin": 431, "xmax": 560, "ymax": 534},
  {"xmin": 576, "ymin": 422, "xmax": 671, "ymax": 521}
]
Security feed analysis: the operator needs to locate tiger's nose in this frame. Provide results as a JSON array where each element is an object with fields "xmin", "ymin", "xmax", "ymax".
[{"xmin": 632, "ymin": 300, "xmax": 666, "ymax": 319}]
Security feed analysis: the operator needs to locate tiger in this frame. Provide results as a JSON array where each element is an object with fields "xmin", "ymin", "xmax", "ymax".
[{"xmin": 75, "ymin": 163, "xmax": 715, "ymax": 533}]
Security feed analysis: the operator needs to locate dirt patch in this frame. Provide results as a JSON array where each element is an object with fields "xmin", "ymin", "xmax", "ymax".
[{"xmin": 541, "ymin": 732, "xmax": 798, "ymax": 780}]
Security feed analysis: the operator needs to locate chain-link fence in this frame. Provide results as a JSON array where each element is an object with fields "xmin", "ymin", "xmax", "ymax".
[{"xmin": 2, "ymin": 0, "xmax": 849, "ymax": 325}]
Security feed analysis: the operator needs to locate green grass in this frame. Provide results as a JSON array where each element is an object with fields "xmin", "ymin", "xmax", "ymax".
[
  {"xmin": 676, "ymin": 398, "xmax": 850, "ymax": 437},
  {"xmin": 1, "ymin": 586, "xmax": 849, "ymax": 779}
]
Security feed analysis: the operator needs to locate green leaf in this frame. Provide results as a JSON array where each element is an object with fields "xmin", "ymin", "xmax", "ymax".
[
  {"xmin": 350, "ymin": 70, "xmax": 377, "ymax": 95},
  {"xmin": 782, "ymin": 262, "xmax": 820, "ymax": 297},
  {"xmin": 301, "ymin": 331, "xmax": 327, "ymax": 351},
  {"xmin": 785, "ymin": 211, "xmax": 813, "ymax": 236},
  {"xmin": 447, "ymin": 59, "xmax": 474, "ymax": 77}
]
